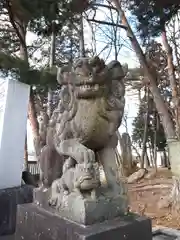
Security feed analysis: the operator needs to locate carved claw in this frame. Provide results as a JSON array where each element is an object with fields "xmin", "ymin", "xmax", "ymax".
[{"xmin": 48, "ymin": 194, "xmax": 58, "ymax": 206}]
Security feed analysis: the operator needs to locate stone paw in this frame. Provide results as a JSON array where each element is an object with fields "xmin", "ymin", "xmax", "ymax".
[{"xmin": 48, "ymin": 195, "xmax": 58, "ymax": 206}]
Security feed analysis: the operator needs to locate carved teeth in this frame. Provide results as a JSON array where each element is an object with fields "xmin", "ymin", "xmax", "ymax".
[
  {"xmin": 94, "ymin": 84, "xmax": 99, "ymax": 90},
  {"xmin": 79, "ymin": 84, "xmax": 99, "ymax": 90}
]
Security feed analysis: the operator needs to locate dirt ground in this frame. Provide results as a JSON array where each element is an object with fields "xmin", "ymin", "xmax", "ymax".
[{"xmin": 128, "ymin": 168, "xmax": 180, "ymax": 229}]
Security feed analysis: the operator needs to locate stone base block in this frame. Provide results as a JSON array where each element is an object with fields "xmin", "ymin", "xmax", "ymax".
[
  {"xmin": 33, "ymin": 188, "xmax": 128, "ymax": 225},
  {"xmin": 52, "ymin": 193, "xmax": 128, "ymax": 225},
  {"xmin": 15, "ymin": 203, "xmax": 152, "ymax": 240},
  {"xmin": 0, "ymin": 185, "xmax": 33, "ymax": 236}
]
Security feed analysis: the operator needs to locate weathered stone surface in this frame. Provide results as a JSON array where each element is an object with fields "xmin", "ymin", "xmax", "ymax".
[
  {"xmin": 0, "ymin": 185, "xmax": 33, "ymax": 236},
  {"xmin": 15, "ymin": 203, "xmax": 152, "ymax": 240},
  {"xmin": 157, "ymin": 196, "xmax": 172, "ymax": 209},
  {"xmin": 127, "ymin": 169, "xmax": 146, "ymax": 184},
  {"xmin": 33, "ymin": 187, "xmax": 51, "ymax": 208},
  {"xmin": 34, "ymin": 188, "xmax": 128, "ymax": 225},
  {"xmin": 38, "ymin": 57, "xmax": 128, "ymax": 219},
  {"xmin": 34, "ymin": 185, "xmax": 128, "ymax": 225},
  {"xmin": 15, "ymin": 58, "xmax": 129, "ymax": 238},
  {"xmin": 6, "ymin": 226, "xmax": 180, "ymax": 240}
]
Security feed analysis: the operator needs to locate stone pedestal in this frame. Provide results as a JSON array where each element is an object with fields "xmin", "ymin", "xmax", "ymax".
[
  {"xmin": 0, "ymin": 79, "xmax": 30, "ymax": 189},
  {"xmin": 33, "ymin": 187, "xmax": 128, "ymax": 225},
  {"xmin": 0, "ymin": 185, "xmax": 33, "ymax": 236},
  {"xmin": 15, "ymin": 203, "xmax": 152, "ymax": 240}
]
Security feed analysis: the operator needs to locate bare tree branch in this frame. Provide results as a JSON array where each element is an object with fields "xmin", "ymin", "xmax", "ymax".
[
  {"xmin": 87, "ymin": 18, "xmax": 127, "ymax": 29},
  {"xmin": 5, "ymin": 0, "xmax": 26, "ymax": 48}
]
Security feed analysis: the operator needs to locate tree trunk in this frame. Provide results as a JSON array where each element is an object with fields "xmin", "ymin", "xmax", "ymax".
[
  {"xmin": 162, "ymin": 149, "xmax": 167, "ymax": 167},
  {"xmin": 7, "ymin": 2, "xmax": 41, "ymax": 165},
  {"xmin": 112, "ymin": 0, "xmax": 180, "ymax": 210},
  {"xmin": 144, "ymin": 150, "xmax": 150, "ymax": 168},
  {"xmin": 153, "ymin": 111, "xmax": 158, "ymax": 171},
  {"xmin": 140, "ymin": 87, "xmax": 149, "ymax": 168},
  {"xmin": 161, "ymin": 31, "xmax": 180, "ymax": 210},
  {"xmin": 148, "ymin": 142, "xmax": 154, "ymax": 167},
  {"xmin": 18, "ymin": 30, "xmax": 30, "ymax": 171},
  {"xmin": 162, "ymin": 31, "xmax": 180, "ymax": 138},
  {"xmin": 79, "ymin": 14, "xmax": 85, "ymax": 57},
  {"xmin": 28, "ymin": 92, "xmax": 41, "ymax": 158},
  {"xmin": 121, "ymin": 132, "xmax": 133, "ymax": 176},
  {"xmin": 116, "ymin": 131, "xmax": 127, "ymax": 177},
  {"xmin": 163, "ymin": 148, "xmax": 171, "ymax": 169},
  {"xmin": 111, "ymin": 0, "xmax": 176, "ymax": 140},
  {"xmin": 24, "ymin": 133, "xmax": 28, "ymax": 171},
  {"xmin": 12, "ymin": 16, "xmax": 31, "ymax": 169},
  {"xmin": 47, "ymin": 21, "xmax": 56, "ymax": 119},
  {"xmin": 131, "ymin": 144, "xmax": 141, "ymax": 162}
]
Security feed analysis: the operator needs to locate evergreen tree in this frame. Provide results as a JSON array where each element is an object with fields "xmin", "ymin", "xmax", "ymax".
[
  {"xmin": 127, "ymin": 0, "xmax": 180, "ymax": 42},
  {"xmin": 132, "ymin": 98, "xmax": 167, "ymax": 152},
  {"xmin": 0, "ymin": 0, "xmax": 84, "ymax": 84}
]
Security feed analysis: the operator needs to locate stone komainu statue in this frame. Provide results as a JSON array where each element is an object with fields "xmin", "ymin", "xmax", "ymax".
[{"xmin": 39, "ymin": 56, "xmax": 127, "ymax": 212}]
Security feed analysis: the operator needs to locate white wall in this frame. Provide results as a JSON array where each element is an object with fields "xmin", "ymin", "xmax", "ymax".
[{"xmin": 0, "ymin": 79, "xmax": 30, "ymax": 189}]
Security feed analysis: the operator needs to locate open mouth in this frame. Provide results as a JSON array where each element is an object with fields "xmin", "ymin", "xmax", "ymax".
[
  {"xmin": 79, "ymin": 84, "xmax": 99, "ymax": 91},
  {"xmin": 77, "ymin": 83, "xmax": 107, "ymax": 92}
]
